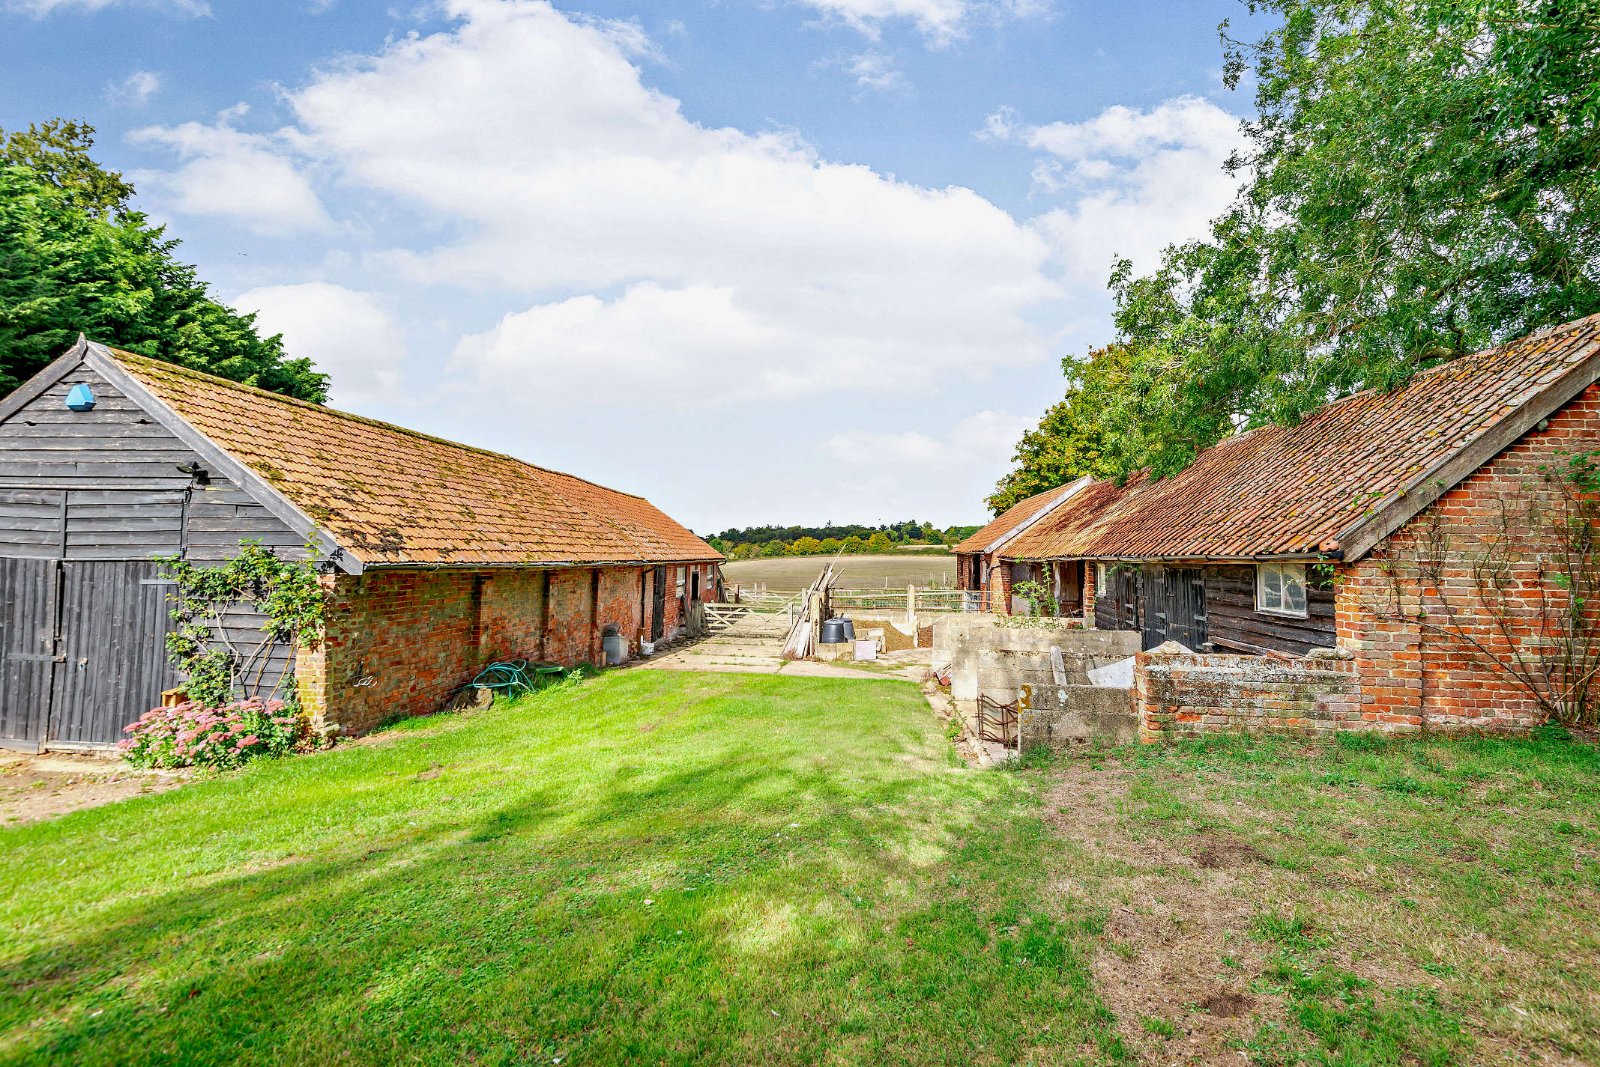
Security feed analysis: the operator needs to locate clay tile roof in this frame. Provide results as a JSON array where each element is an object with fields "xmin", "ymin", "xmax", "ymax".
[
  {"xmin": 953, "ymin": 479, "xmax": 1085, "ymax": 555},
  {"xmin": 105, "ymin": 350, "xmax": 718, "ymax": 568},
  {"xmin": 1006, "ymin": 314, "xmax": 1600, "ymax": 562}
]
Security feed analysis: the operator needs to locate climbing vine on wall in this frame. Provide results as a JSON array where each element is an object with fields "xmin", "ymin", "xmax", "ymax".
[
  {"xmin": 155, "ymin": 539, "xmax": 326, "ymax": 708},
  {"xmin": 1376, "ymin": 451, "xmax": 1600, "ymax": 729}
]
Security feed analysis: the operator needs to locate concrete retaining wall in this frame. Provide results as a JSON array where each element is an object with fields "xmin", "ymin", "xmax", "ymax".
[
  {"xmin": 934, "ymin": 616, "xmax": 1137, "ymax": 701},
  {"xmin": 937, "ymin": 616, "xmax": 1141, "ymax": 750}
]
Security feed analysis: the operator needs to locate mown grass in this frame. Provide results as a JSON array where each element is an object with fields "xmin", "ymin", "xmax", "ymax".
[
  {"xmin": 0, "ymin": 670, "xmax": 1123, "ymax": 1066},
  {"xmin": 1097, "ymin": 729, "xmax": 1600, "ymax": 1065}
]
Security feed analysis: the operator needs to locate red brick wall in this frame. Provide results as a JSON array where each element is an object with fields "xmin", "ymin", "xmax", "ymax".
[
  {"xmin": 1336, "ymin": 382, "xmax": 1600, "ymax": 733},
  {"xmin": 990, "ymin": 559, "xmax": 1013, "ymax": 616},
  {"xmin": 1082, "ymin": 561, "xmax": 1097, "ymax": 626},
  {"xmin": 295, "ymin": 562, "xmax": 705, "ymax": 735},
  {"xmin": 1135, "ymin": 648, "xmax": 1360, "ymax": 741},
  {"xmin": 957, "ymin": 553, "xmax": 976, "ymax": 591}
]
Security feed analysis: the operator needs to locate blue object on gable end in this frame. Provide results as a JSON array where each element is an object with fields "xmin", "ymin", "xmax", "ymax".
[{"xmin": 65, "ymin": 384, "xmax": 96, "ymax": 411}]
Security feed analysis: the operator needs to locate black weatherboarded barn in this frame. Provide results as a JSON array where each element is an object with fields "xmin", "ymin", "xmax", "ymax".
[{"xmin": 0, "ymin": 339, "xmax": 321, "ymax": 751}]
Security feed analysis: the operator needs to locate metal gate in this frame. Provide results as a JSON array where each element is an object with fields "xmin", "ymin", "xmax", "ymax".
[{"xmin": 1140, "ymin": 565, "xmax": 1207, "ymax": 651}]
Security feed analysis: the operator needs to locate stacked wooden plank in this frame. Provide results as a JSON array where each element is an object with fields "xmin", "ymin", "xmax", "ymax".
[{"xmin": 781, "ymin": 564, "xmax": 838, "ymax": 660}]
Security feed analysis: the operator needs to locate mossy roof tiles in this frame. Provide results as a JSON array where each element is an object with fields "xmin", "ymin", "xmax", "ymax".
[
  {"xmin": 1005, "ymin": 314, "xmax": 1600, "ymax": 562},
  {"xmin": 110, "ymin": 351, "xmax": 718, "ymax": 567}
]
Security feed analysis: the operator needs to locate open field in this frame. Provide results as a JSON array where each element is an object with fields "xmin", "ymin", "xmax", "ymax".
[
  {"xmin": 2, "ymin": 669, "xmax": 1595, "ymax": 1066},
  {"xmin": 723, "ymin": 553, "xmax": 956, "ymax": 592}
]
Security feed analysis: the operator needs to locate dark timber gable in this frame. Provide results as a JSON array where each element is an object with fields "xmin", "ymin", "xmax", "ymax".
[{"xmin": 0, "ymin": 352, "xmax": 311, "ymax": 749}]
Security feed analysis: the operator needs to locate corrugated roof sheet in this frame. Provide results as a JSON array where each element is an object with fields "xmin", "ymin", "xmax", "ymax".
[
  {"xmin": 108, "ymin": 350, "xmax": 718, "ymax": 567},
  {"xmin": 1006, "ymin": 314, "xmax": 1600, "ymax": 562},
  {"xmin": 953, "ymin": 480, "xmax": 1082, "ymax": 555}
]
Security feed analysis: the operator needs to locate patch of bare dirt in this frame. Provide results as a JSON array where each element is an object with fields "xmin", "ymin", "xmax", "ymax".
[
  {"xmin": 1046, "ymin": 765, "xmax": 1284, "ymax": 1065},
  {"xmin": 0, "ymin": 751, "xmax": 186, "ymax": 826}
]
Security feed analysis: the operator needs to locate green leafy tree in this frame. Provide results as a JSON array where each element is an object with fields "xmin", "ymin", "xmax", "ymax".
[
  {"xmin": 819, "ymin": 536, "xmax": 842, "ymax": 554},
  {"xmin": 999, "ymin": 0, "xmax": 1600, "ymax": 486},
  {"xmin": 0, "ymin": 121, "xmax": 328, "ymax": 401},
  {"xmin": 988, "ymin": 343, "xmax": 1129, "ymax": 512},
  {"xmin": 790, "ymin": 536, "xmax": 824, "ymax": 556},
  {"xmin": 865, "ymin": 532, "xmax": 893, "ymax": 553},
  {"xmin": 842, "ymin": 535, "xmax": 866, "ymax": 553},
  {"xmin": 0, "ymin": 120, "xmax": 135, "ymax": 217}
]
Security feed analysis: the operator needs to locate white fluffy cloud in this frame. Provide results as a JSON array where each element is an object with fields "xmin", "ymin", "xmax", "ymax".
[
  {"xmin": 990, "ymin": 95, "xmax": 1246, "ymax": 286},
  {"xmin": 105, "ymin": 69, "xmax": 162, "ymax": 106},
  {"xmin": 816, "ymin": 409, "xmax": 1032, "ymax": 517},
  {"xmin": 843, "ymin": 50, "xmax": 905, "ymax": 91},
  {"xmin": 122, "ymin": 0, "xmax": 1247, "ymax": 526},
  {"xmin": 129, "ymin": 114, "xmax": 329, "ymax": 234},
  {"xmin": 5, "ymin": 0, "xmax": 206, "ymax": 14},
  {"xmin": 279, "ymin": 0, "xmax": 1054, "ymax": 406},
  {"xmin": 792, "ymin": 0, "xmax": 1047, "ymax": 43},
  {"xmin": 231, "ymin": 283, "xmax": 405, "ymax": 407}
]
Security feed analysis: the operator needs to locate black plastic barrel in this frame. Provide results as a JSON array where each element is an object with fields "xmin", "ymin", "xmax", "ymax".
[
  {"xmin": 840, "ymin": 618, "xmax": 856, "ymax": 642},
  {"xmin": 820, "ymin": 618, "xmax": 849, "ymax": 644}
]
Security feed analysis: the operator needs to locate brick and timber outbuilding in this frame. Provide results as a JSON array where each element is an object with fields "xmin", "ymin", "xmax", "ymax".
[
  {"xmin": 0, "ymin": 339, "xmax": 721, "ymax": 751},
  {"xmin": 953, "ymin": 478, "xmax": 1089, "ymax": 614},
  {"xmin": 998, "ymin": 314, "xmax": 1600, "ymax": 736}
]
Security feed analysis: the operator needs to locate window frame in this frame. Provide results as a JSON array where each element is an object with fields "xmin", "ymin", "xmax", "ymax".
[{"xmin": 1256, "ymin": 561, "xmax": 1309, "ymax": 618}]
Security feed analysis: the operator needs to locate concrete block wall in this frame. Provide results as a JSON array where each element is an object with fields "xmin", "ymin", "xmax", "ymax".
[
  {"xmin": 934, "ymin": 615, "xmax": 1133, "ymax": 702},
  {"xmin": 1135, "ymin": 647, "xmax": 1360, "ymax": 741}
]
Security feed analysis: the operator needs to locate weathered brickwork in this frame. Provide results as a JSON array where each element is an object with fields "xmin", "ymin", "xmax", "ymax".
[
  {"xmin": 1334, "ymin": 382, "xmax": 1600, "ymax": 733},
  {"xmin": 1135, "ymin": 649, "xmax": 1360, "ymax": 741},
  {"xmin": 294, "ymin": 562, "xmax": 711, "ymax": 735},
  {"xmin": 956, "ymin": 553, "xmax": 976, "ymax": 591},
  {"xmin": 990, "ymin": 563, "xmax": 1013, "ymax": 616}
]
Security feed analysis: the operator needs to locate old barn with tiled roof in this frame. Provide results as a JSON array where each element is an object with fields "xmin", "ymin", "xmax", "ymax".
[
  {"xmin": 951, "ymin": 478, "xmax": 1087, "ymax": 613},
  {"xmin": 0, "ymin": 339, "xmax": 721, "ymax": 751},
  {"xmin": 967, "ymin": 314, "xmax": 1600, "ymax": 736}
]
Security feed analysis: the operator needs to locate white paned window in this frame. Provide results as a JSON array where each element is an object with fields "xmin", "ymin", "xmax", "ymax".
[
  {"xmin": 1095, "ymin": 562, "xmax": 1106, "ymax": 591},
  {"xmin": 1256, "ymin": 562, "xmax": 1309, "ymax": 617}
]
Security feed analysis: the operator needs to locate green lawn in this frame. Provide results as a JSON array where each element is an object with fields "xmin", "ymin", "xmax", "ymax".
[
  {"xmin": 1059, "ymin": 731, "xmax": 1600, "ymax": 1065},
  {"xmin": 5, "ymin": 672, "xmax": 1596, "ymax": 1066},
  {"xmin": 0, "ymin": 671, "xmax": 1121, "ymax": 1066}
]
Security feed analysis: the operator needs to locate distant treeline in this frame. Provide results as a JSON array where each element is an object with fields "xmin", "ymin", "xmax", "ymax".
[{"xmin": 706, "ymin": 520, "xmax": 982, "ymax": 560}]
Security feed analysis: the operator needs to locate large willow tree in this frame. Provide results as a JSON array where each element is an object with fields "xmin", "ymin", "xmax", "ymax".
[{"xmin": 990, "ymin": 0, "xmax": 1600, "ymax": 511}]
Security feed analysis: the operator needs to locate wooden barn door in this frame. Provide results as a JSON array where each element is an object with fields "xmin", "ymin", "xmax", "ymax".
[
  {"xmin": 1140, "ymin": 565, "xmax": 1208, "ymax": 651},
  {"xmin": 650, "ymin": 565, "xmax": 667, "ymax": 641},
  {"xmin": 47, "ymin": 560, "xmax": 178, "ymax": 748},
  {"xmin": 0, "ymin": 557, "xmax": 59, "ymax": 752},
  {"xmin": 0, "ymin": 488, "xmax": 183, "ymax": 750}
]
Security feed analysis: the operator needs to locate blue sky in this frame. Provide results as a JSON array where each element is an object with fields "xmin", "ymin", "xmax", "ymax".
[{"xmin": 0, "ymin": 0, "xmax": 1260, "ymax": 533}]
